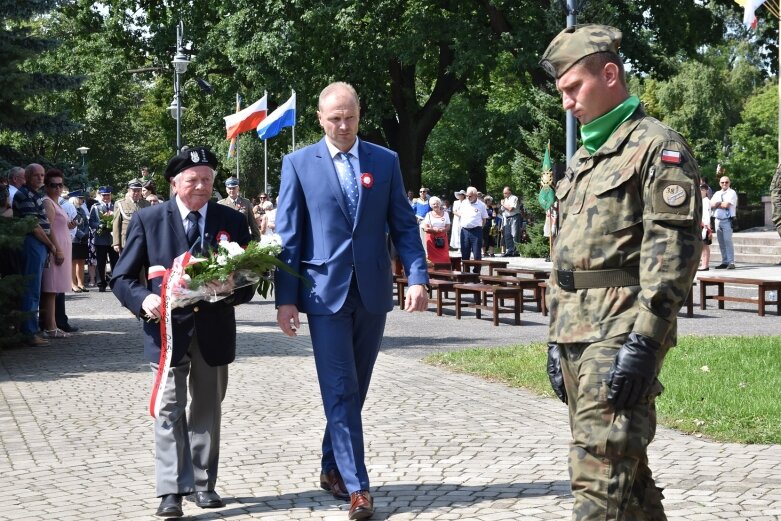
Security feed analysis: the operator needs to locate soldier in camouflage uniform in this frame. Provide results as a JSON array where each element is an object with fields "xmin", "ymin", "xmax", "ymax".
[
  {"xmin": 540, "ymin": 25, "xmax": 701, "ymax": 520},
  {"xmin": 113, "ymin": 178, "xmax": 150, "ymax": 254},
  {"xmin": 771, "ymin": 164, "xmax": 781, "ymax": 239}
]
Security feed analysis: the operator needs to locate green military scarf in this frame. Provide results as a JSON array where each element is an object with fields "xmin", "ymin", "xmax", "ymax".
[{"xmin": 581, "ymin": 95, "xmax": 641, "ymax": 155}]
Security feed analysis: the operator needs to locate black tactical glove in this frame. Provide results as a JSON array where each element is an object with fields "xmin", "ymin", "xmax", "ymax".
[
  {"xmin": 607, "ymin": 332, "xmax": 660, "ymax": 410},
  {"xmin": 547, "ymin": 342, "xmax": 568, "ymax": 404}
]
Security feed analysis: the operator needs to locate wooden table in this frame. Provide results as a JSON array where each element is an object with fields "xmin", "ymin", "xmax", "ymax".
[
  {"xmin": 395, "ymin": 277, "xmax": 456, "ymax": 315},
  {"xmin": 461, "ymin": 259, "xmax": 510, "ymax": 276},
  {"xmin": 453, "ymin": 283, "xmax": 523, "ymax": 325},
  {"xmin": 494, "ymin": 267, "xmax": 550, "ymax": 280},
  {"xmin": 427, "ymin": 270, "xmax": 481, "ymax": 283},
  {"xmin": 699, "ymin": 276, "xmax": 781, "ymax": 316}
]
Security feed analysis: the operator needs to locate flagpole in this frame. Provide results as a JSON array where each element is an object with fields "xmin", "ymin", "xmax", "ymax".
[
  {"xmin": 236, "ymin": 92, "xmax": 241, "ymax": 180},
  {"xmin": 291, "ymin": 89, "xmax": 296, "ymax": 151},
  {"xmin": 264, "ymin": 139, "xmax": 268, "ymax": 195},
  {"xmin": 564, "ymin": 0, "xmax": 578, "ymax": 166}
]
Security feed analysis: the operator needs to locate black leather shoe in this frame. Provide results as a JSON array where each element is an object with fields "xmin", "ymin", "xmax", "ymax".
[
  {"xmin": 714, "ymin": 264, "xmax": 728, "ymax": 269},
  {"xmin": 58, "ymin": 324, "xmax": 79, "ymax": 333},
  {"xmin": 189, "ymin": 490, "xmax": 224, "ymax": 508},
  {"xmin": 155, "ymin": 494, "xmax": 183, "ymax": 518}
]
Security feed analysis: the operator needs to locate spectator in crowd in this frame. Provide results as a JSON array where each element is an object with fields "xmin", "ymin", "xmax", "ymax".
[
  {"xmin": 500, "ymin": 186, "xmax": 521, "ymax": 257},
  {"xmin": 252, "ymin": 192, "xmax": 269, "ymax": 228},
  {"xmin": 113, "ymin": 179, "xmax": 150, "ymax": 255},
  {"xmin": 69, "ymin": 193, "xmax": 91, "ymax": 291},
  {"xmin": 7, "ymin": 166, "xmax": 25, "ymax": 202},
  {"xmin": 259, "ymin": 200, "xmax": 276, "ymax": 236},
  {"xmin": 407, "ymin": 190, "xmax": 415, "ymax": 206},
  {"xmin": 412, "ymin": 187, "xmax": 431, "ymax": 224},
  {"xmin": 421, "ymin": 196, "xmax": 451, "ymax": 265},
  {"xmin": 39, "ymin": 169, "xmax": 73, "ymax": 338},
  {"xmin": 699, "ymin": 183, "xmax": 712, "ymax": 270},
  {"xmin": 92, "ymin": 186, "xmax": 117, "ymax": 292},
  {"xmin": 450, "ymin": 189, "xmax": 466, "ymax": 250},
  {"xmin": 482, "ymin": 195, "xmax": 498, "ymax": 257},
  {"xmin": 146, "ymin": 194, "xmax": 160, "ymax": 205},
  {"xmin": 84, "ymin": 189, "xmax": 99, "ymax": 286},
  {"xmin": 141, "ymin": 179, "xmax": 157, "ymax": 200},
  {"xmin": 13, "ymin": 163, "xmax": 57, "ymax": 346},
  {"xmin": 711, "ymin": 175, "xmax": 738, "ymax": 269},
  {"xmin": 218, "ymin": 177, "xmax": 261, "ymax": 241},
  {"xmin": 459, "ymin": 186, "xmax": 488, "ymax": 273}
]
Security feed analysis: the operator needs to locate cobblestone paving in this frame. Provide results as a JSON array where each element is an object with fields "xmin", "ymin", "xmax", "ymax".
[{"xmin": 1, "ymin": 291, "xmax": 781, "ymax": 520}]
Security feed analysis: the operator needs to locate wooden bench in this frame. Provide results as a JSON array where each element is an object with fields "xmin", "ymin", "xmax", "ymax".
[
  {"xmin": 396, "ymin": 277, "xmax": 456, "ymax": 315},
  {"xmin": 453, "ymin": 283, "xmax": 523, "ymax": 326},
  {"xmin": 699, "ymin": 276, "xmax": 781, "ymax": 316},
  {"xmin": 479, "ymin": 275, "xmax": 545, "ymax": 312},
  {"xmin": 538, "ymin": 281, "xmax": 695, "ymax": 318}
]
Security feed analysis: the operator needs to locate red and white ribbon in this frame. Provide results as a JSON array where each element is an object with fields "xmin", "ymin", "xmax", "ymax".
[{"xmin": 147, "ymin": 251, "xmax": 193, "ymax": 418}]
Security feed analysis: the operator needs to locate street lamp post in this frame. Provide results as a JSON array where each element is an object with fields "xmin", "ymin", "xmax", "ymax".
[
  {"xmin": 77, "ymin": 146, "xmax": 89, "ymax": 180},
  {"xmin": 169, "ymin": 21, "xmax": 190, "ymax": 152}
]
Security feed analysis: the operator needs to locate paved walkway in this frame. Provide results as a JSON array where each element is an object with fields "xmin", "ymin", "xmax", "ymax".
[{"xmin": 2, "ymin": 270, "xmax": 781, "ymax": 519}]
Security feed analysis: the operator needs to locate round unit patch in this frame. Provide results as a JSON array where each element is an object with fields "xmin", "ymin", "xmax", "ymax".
[{"xmin": 662, "ymin": 184, "xmax": 687, "ymax": 207}]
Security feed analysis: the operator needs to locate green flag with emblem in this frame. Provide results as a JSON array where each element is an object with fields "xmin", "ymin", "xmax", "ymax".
[{"xmin": 538, "ymin": 142, "xmax": 555, "ymax": 210}]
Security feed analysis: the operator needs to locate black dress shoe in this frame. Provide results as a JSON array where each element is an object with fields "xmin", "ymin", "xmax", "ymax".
[
  {"xmin": 189, "ymin": 490, "xmax": 224, "ymax": 508},
  {"xmin": 714, "ymin": 264, "xmax": 728, "ymax": 269},
  {"xmin": 58, "ymin": 324, "xmax": 79, "ymax": 333},
  {"xmin": 155, "ymin": 494, "xmax": 183, "ymax": 518}
]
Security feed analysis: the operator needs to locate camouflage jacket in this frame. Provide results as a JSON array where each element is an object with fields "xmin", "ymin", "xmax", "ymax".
[{"xmin": 549, "ymin": 107, "xmax": 702, "ymax": 347}]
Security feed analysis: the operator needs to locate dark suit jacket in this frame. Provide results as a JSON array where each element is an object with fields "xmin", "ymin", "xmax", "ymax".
[{"xmin": 110, "ymin": 198, "xmax": 253, "ymax": 366}]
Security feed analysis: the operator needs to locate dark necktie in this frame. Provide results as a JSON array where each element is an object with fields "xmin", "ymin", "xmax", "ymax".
[
  {"xmin": 186, "ymin": 211, "xmax": 201, "ymax": 252},
  {"xmin": 338, "ymin": 152, "xmax": 359, "ymax": 221}
]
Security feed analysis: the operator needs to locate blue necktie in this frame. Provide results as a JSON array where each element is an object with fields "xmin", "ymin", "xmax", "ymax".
[
  {"xmin": 337, "ymin": 152, "xmax": 359, "ymax": 221},
  {"xmin": 186, "ymin": 211, "xmax": 201, "ymax": 253}
]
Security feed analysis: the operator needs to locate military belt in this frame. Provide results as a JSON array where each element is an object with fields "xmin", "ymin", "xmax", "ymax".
[{"xmin": 556, "ymin": 267, "xmax": 640, "ymax": 291}]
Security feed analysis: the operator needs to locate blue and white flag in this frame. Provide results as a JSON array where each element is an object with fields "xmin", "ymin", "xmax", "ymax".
[{"xmin": 257, "ymin": 91, "xmax": 296, "ymax": 140}]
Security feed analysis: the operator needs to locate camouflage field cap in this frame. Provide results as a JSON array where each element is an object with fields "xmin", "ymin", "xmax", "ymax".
[{"xmin": 540, "ymin": 24, "xmax": 622, "ymax": 79}]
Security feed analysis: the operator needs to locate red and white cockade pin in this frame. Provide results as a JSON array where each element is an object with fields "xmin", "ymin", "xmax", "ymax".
[
  {"xmin": 360, "ymin": 172, "xmax": 374, "ymax": 189},
  {"xmin": 216, "ymin": 230, "xmax": 231, "ymax": 242}
]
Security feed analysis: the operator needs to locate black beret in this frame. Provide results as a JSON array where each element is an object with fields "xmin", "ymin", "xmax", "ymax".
[{"xmin": 164, "ymin": 146, "xmax": 219, "ymax": 181}]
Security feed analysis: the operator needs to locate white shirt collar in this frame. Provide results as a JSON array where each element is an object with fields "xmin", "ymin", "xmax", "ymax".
[
  {"xmin": 325, "ymin": 137, "xmax": 360, "ymax": 161},
  {"xmin": 175, "ymin": 196, "xmax": 208, "ymax": 224}
]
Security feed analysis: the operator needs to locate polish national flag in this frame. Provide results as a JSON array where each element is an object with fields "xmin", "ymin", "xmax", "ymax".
[{"xmin": 224, "ymin": 94, "xmax": 267, "ymax": 140}]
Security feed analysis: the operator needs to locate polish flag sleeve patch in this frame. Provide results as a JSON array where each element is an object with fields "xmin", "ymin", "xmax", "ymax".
[{"xmin": 661, "ymin": 149, "xmax": 682, "ymax": 165}]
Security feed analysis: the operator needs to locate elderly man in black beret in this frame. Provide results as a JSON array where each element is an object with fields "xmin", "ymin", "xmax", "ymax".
[{"xmin": 111, "ymin": 146, "xmax": 255, "ymax": 518}]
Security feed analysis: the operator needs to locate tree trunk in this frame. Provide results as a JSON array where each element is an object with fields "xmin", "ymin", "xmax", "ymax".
[{"xmin": 382, "ymin": 44, "xmax": 466, "ymax": 191}]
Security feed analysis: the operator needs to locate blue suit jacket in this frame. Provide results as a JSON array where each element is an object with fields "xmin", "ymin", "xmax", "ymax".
[
  {"xmin": 275, "ymin": 138, "xmax": 428, "ymax": 314},
  {"xmin": 110, "ymin": 198, "xmax": 253, "ymax": 366}
]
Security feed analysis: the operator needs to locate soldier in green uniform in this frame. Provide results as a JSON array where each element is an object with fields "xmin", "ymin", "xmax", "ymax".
[
  {"xmin": 771, "ymin": 164, "xmax": 781, "ymax": 239},
  {"xmin": 217, "ymin": 176, "xmax": 261, "ymax": 241},
  {"xmin": 540, "ymin": 25, "xmax": 701, "ymax": 520},
  {"xmin": 113, "ymin": 179, "xmax": 150, "ymax": 254}
]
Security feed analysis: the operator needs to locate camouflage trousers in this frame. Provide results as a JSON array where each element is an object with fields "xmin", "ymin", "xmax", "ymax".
[
  {"xmin": 771, "ymin": 164, "xmax": 781, "ymax": 238},
  {"xmin": 560, "ymin": 335, "xmax": 669, "ymax": 521}
]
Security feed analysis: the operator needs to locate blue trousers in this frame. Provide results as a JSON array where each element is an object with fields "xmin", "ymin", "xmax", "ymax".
[
  {"xmin": 716, "ymin": 218, "xmax": 734, "ymax": 265},
  {"xmin": 307, "ymin": 277, "xmax": 387, "ymax": 494},
  {"xmin": 20, "ymin": 235, "xmax": 47, "ymax": 336},
  {"xmin": 460, "ymin": 226, "xmax": 483, "ymax": 273}
]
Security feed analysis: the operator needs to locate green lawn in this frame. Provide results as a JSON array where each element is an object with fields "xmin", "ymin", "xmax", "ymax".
[{"xmin": 427, "ymin": 336, "xmax": 781, "ymax": 444}]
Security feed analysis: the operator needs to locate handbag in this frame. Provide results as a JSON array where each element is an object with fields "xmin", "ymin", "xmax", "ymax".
[{"xmin": 434, "ymin": 235, "xmax": 445, "ymax": 249}]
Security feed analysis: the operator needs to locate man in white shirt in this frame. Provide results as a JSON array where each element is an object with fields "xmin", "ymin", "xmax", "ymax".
[
  {"xmin": 7, "ymin": 166, "xmax": 25, "ymax": 203},
  {"xmin": 459, "ymin": 186, "xmax": 489, "ymax": 273},
  {"xmin": 711, "ymin": 175, "xmax": 738, "ymax": 269},
  {"xmin": 500, "ymin": 186, "xmax": 520, "ymax": 257}
]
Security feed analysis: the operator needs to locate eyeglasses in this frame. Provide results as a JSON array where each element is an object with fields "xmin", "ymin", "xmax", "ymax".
[
  {"xmin": 48, "ymin": 183, "xmax": 64, "ymax": 188},
  {"xmin": 720, "ymin": 181, "xmax": 730, "ymax": 185}
]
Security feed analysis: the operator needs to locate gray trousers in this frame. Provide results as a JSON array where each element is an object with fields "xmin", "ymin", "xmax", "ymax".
[{"xmin": 151, "ymin": 335, "xmax": 228, "ymax": 497}]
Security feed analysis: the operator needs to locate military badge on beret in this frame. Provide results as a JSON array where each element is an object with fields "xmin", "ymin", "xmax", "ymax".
[{"xmin": 164, "ymin": 146, "xmax": 219, "ymax": 181}]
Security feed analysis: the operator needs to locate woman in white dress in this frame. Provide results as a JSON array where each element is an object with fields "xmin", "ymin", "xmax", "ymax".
[{"xmin": 449, "ymin": 190, "xmax": 465, "ymax": 250}]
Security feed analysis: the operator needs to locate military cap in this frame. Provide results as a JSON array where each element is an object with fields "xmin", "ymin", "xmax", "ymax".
[
  {"xmin": 127, "ymin": 178, "xmax": 143, "ymax": 189},
  {"xmin": 98, "ymin": 186, "xmax": 112, "ymax": 194},
  {"xmin": 164, "ymin": 146, "xmax": 219, "ymax": 181},
  {"xmin": 225, "ymin": 177, "xmax": 240, "ymax": 187},
  {"xmin": 68, "ymin": 189, "xmax": 84, "ymax": 198},
  {"xmin": 540, "ymin": 24, "xmax": 622, "ymax": 79}
]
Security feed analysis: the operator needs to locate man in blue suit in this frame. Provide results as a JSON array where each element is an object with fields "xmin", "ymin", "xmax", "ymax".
[
  {"xmin": 275, "ymin": 82, "xmax": 429, "ymax": 520},
  {"xmin": 111, "ymin": 146, "xmax": 254, "ymax": 518}
]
